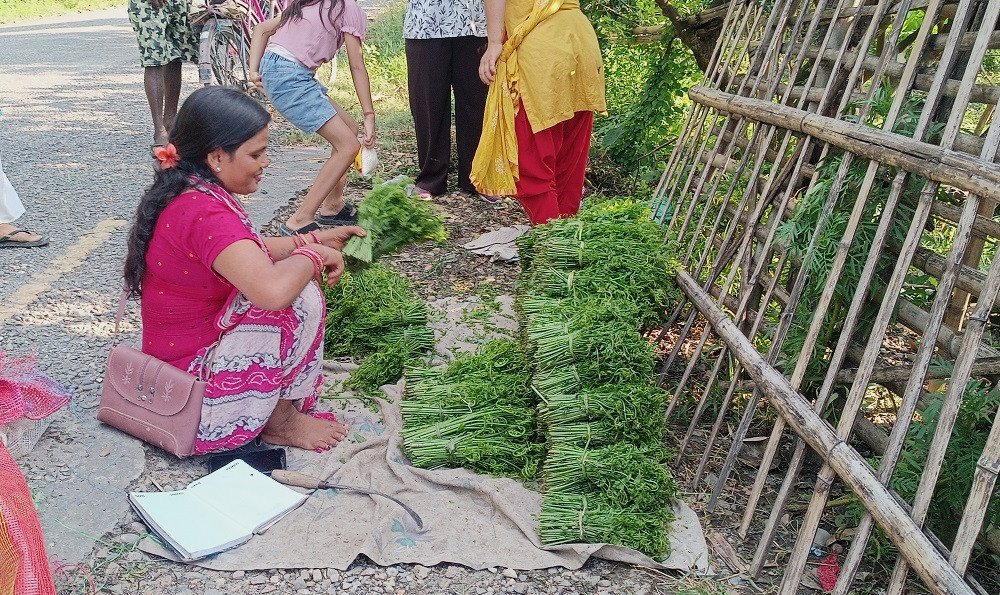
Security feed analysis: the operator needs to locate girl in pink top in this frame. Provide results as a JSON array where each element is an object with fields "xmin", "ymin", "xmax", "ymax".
[
  {"xmin": 248, "ymin": 0, "xmax": 376, "ymax": 237},
  {"xmin": 124, "ymin": 87, "xmax": 366, "ymax": 454}
]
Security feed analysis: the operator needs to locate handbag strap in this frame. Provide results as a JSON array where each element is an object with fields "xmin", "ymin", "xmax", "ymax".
[{"xmin": 113, "ymin": 287, "xmax": 129, "ymax": 344}]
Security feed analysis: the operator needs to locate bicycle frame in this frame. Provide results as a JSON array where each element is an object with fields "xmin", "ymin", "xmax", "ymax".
[{"xmin": 193, "ymin": 0, "xmax": 288, "ymax": 91}]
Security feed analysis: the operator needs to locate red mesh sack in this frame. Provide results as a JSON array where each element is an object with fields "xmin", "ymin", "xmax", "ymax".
[
  {"xmin": 0, "ymin": 351, "xmax": 68, "ymax": 595},
  {"xmin": 0, "ymin": 443, "xmax": 56, "ymax": 595},
  {"xmin": 0, "ymin": 351, "xmax": 71, "ymax": 460}
]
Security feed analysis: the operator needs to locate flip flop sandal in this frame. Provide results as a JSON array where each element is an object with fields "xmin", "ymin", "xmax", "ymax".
[
  {"xmin": 0, "ymin": 228, "xmax": 49, "ymax": 248},
  {"xmin": 278, "ymin": 221, "xmax": 321, "ymax": 236},
  {"xmin": 315, "ymin": 203, "xmax": 358, "ymax": 226}
]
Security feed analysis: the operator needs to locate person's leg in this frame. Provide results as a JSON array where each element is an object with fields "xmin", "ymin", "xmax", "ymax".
[
  {"xmin": 143, "ymin": 66, "xmax": 169, "ymax": 146},
  {"xmin": 451, "ymin": 36, "xmax": 489, "ymax": 194},
  {"xmin": 406, "ymin": 37, "xmax": 453, "ymax": 196},
  {"xmin": 513, "ymin": 104, "xmax": 561, "ymax": 225},
  {"xmin": 553, "ymin": 111, "xmax": 594, "ymax": 218},
  {"xmin": 194, "ymin": 284, "xmax": 347, "ymax": 454},
  {"xmin": 318, "ymin": 98, "xmax": 359, "ymax": 220},
  {"xmin": 284, "ymin": 109, "xmax": 361, "ymax": 232},
  {"xmin": 162, "ymin": 60, "xmax": 183, "ymax": 137}
]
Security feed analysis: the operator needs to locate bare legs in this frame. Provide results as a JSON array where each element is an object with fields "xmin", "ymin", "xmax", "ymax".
[
  {"xmin": 261, "ymin": 400, "xmax": 349, "ymax": 451},
  {"xmin": 284, "ymin": 99, "xmax": 361, "ymax": 232},
  {"xmin": 143, "ymin": 60, "xmax": 183, "ymax": 146}
]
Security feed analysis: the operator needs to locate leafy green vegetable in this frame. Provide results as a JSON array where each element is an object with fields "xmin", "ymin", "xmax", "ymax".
[
  {"xmin": 323, "ymin": 264, "xmax": 433, "ymax": 393},
  {"xmin": 341, "ymin": 177, "xmax": 447, "ymax": 269},
  {"xmin": 538, "ymin": 493, "xmax": 674, "ymax": 558}
]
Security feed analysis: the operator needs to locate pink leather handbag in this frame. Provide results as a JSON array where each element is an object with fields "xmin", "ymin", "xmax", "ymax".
[{"xmin": 96, "ymin": 290, "xmax": 207, "ymax": 458}]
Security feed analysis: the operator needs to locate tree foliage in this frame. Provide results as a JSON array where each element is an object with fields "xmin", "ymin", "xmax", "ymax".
[{"xmin": 583, "ymin": 0, "xmax": 715, "ymax": 187}]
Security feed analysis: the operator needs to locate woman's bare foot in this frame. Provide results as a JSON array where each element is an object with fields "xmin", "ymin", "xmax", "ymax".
[{"xmin": 261, "ymin": 401, "xmax": 348, "ymax": 451}]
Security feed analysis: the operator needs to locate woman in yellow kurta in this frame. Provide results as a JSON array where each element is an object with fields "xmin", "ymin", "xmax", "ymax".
[{"xmin": 471, "ymin": 0, "xmax": 607, "ymax": 225}]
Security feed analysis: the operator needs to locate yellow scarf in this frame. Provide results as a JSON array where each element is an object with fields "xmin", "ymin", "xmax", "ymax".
[{"xmin": 470, "ymin": 0, "xmax": 568, "ymax": 197}]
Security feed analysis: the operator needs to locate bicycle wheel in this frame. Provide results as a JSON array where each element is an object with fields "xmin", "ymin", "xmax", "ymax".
[{"xmin": 208, "ymin": 20, "xmax": 255, "ymax": 96}]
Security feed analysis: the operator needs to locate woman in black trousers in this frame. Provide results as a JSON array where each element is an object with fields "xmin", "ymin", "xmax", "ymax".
[{"xmin": 404, "ymin": 1, "xmax": 494, "ymax": 201}]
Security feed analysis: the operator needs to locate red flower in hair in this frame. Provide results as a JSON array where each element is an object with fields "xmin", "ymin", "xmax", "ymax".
[{"xmin": 153, "ymin": 143, "xmax": 180, "ymax": 170}]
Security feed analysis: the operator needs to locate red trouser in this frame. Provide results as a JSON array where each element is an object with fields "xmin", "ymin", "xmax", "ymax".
[{"xmin": 514, "ymin": 105, "xmax": 595, "ymax": 225}]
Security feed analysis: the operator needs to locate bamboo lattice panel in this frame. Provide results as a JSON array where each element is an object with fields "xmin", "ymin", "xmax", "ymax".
[{"xmin": 653, "ymin": 1, "xmax": 1000, "ymax": 593}]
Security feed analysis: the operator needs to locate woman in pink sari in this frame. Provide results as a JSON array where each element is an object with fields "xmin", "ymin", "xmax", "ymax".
[{"xmin": 123, "ymin": 86, "xmax": 364, "ymax": 454}]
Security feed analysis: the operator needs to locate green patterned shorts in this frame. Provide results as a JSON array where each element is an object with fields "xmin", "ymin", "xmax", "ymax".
[{"xmin": 128, "ymin": 0, "xmax": 198, "ymax": 67}]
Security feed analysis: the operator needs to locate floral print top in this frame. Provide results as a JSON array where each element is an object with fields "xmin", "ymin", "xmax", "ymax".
[{"xmin": 403, "ymin": 0, "xmax": 487, "ymax": 39}]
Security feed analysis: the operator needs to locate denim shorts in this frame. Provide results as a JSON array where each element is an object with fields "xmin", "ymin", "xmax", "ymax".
[{"xmin": 260, "ymin": 51, "xmax": 337, "ymax": 135}]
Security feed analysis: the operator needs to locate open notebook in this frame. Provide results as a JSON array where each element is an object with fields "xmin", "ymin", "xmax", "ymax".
[{"xmin": 129, "ymin": 459, "xmax": 307, "ymax": 561}]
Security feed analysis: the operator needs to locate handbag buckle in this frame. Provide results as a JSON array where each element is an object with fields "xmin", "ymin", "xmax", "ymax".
[{"xmin": 137, "ymin": 383, "xmax": 145, "ymax": 400}]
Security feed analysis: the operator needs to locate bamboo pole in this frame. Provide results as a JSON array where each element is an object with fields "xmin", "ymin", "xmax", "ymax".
[
  {"xmin": 949, "ymin": 405, "xmax": 1000, "ymax": 572},
  {"xmin": 836, "ymin": 356, "xmax": 1000, "ymax": 383},
  {"xmin": 834, "ymin": 5, "xmax": 1000, "ymax": 589},
  {"xmin": 676, "ymin": 268, "xmax": 974, "ymax": 595},
  {"xmin": 701, "ymin": 0, "xmax": 882, "ymax": 511},
  {"xmin": 715, "ymin": 0, "xmax": 908, "ymax": 532},
  {"xmin": 688, "ymin": 87, "xmax": 1000, "ymax": 201}
]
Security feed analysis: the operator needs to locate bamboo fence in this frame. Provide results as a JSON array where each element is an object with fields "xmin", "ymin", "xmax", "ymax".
[{"xmin": 653, "ymin": 0, "xmax": 1000, "ymax": 593}]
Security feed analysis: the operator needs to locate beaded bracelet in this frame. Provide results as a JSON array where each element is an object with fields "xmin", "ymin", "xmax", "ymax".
[{"xmin": 291, "ymin": 247, "xmax": 324, "ymax": 281}]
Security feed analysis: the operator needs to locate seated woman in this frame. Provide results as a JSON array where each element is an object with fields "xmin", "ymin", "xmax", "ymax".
[{"xmin": 123, "ymin": 86, "xmax": 364, "ymax": 454}]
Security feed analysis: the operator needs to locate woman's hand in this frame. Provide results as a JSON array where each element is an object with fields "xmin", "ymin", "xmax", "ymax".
[
  {"xmin": 363, "ymin": 113, "xmax": 376, "ymax": 149},
  {"xmin": 479, "ymin": 41, "xmax": 503, "ymax": 85},
  {"xmin": 317, "ymin": 225, "xmax": 365, "ymax": 250},
  {"xmin": 250, "ymin": 71, "xmax": 264, "ymax": 93},
  {"xmin": 314, "ymin": 245, "xmax": 346, "ymax": 286}
]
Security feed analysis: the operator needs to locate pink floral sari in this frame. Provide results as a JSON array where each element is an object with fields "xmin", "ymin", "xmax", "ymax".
[{"xmin": 184, "ymin": 181, "xmax": 332, "ymax": 454}]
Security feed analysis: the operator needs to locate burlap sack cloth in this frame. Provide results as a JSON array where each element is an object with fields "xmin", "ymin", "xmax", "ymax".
[{"xmin": 139, "ymin": 297, "xmax": 708, "ymax": 572}]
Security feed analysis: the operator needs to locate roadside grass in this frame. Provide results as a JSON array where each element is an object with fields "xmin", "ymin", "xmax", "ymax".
[{"xmin": 0, "ymin": 0, "xmax": 124, "ymax": 23}]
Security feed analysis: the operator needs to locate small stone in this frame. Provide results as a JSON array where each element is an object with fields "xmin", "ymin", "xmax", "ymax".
[
  {"xmin": 95, "ymin": 547, "xmax": 110, "ymax": 558},
  {"xmin": 386, "ymin": 567, "xmax": 399, "ymax": 578},
  {"xmin": 438, "ymin": 578, "xmax": 452, "ymax": 589},
  {"xmin": 126, "ymin": 550, "xmax": 143, "ymax": 562},
  {"xmin": 233, "ymin": 570, "xmax": 245, "ymax": 580},
  {"xmin": 106, "ymin": 562, "xmax": 121, "ymax": 575},
  {"xmin": 413, "ymin": 565, "xmax": 431, "ymax": 580},
  {"xmin": 100, "ymin": 449, "xmax": 111, "ymax": 457},
  {"xmin": 108, "ymin": 585, "xmax": 124, "ymax": 595},
  {"xmin": 204, "ymin": 589, "xmax": 224, "ymax": 595},
  {"xmin": 271, "ymin": 574, "xmax": 281, "ymax": 583},
  {"xmin": 634, "ymin": 582, "xmax": 652, "ymax": 595},
  {"xmin": 729, "ymin": 575, "xmax": 745, "ymax": 586},
  {"xmin": 118, "ymin": 533, "xmax": 141, "ymax": 545},
  {"xmin": 250, "ymin": 575, "xmax": 268, "ymax": 585},
  {"xmin": 511, "ymin": 584, "xmax": 528, "ymax": 595},
  {"xmin": 445, "ymin": 566, "xmax": 460, "ymax": 579},
  {"xmin": 362, "ymin": 568, "xmax": 377, "ymax": 576},
  {"xmin": 292, "ymin": 577, "xmax": 307, "ymax": 589},
  {"xmin": 476, "ymin": 587, "xmax": 486, "ymax": 595},
  {"xmin": 312, "ymin": 569, "xmax": 324, "ymax": 582},
  {"xmin": 129, "ymin": 522, "xmax": 147, "ymax": 534},
  {"xmin": 502, "ymin": 568, "xmax": 518, "ymax": 580},
  {"xmin": 487, "ymin": 567, "xmax": 498, "ymax": 574},
  {"xmin": 327, "ymin": 569, "xmax": 341, "ymax": 582},
  {"xmin": 598, "ymin": 579, "xmax": 612, "ymax": 587}
]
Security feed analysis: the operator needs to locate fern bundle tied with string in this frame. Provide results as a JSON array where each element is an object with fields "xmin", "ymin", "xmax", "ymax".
[
  {"xmin": 323, "ymin": 264, "xmax": 433, "ymax": 393},
  {"xmin": 401, "ymin": 339, "xmax": 544, "ymax": 481},
  {"xmin": 538, "ymin": 493, "xmax": 673, "ymax": 558},
  {"xmin": 341, "ymin": 177, "xmax": 447, "ymax": 269}
]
